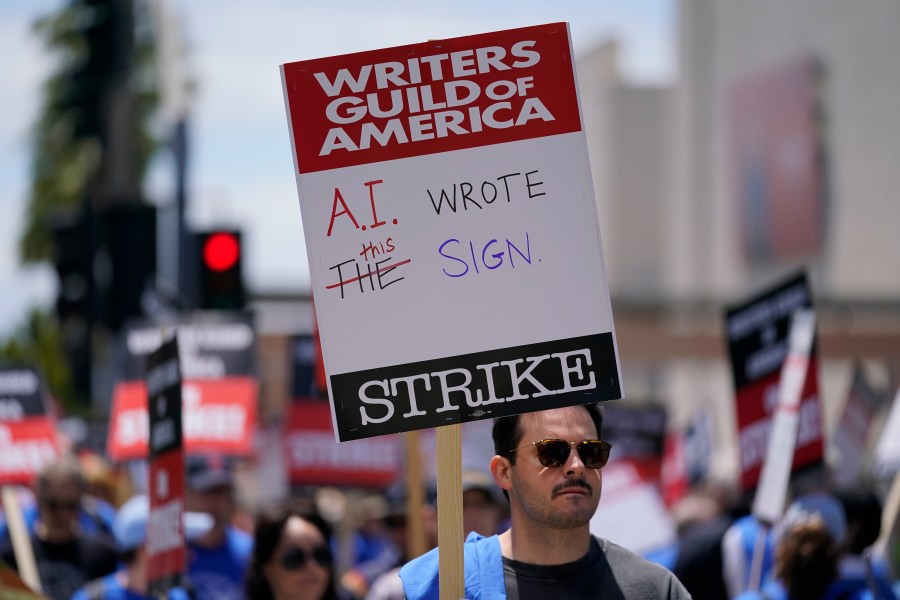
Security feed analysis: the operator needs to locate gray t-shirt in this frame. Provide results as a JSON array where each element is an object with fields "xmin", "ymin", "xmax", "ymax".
[{"xmin": 503, "ymin": 536, "xmax": 691, "ymax": 599}]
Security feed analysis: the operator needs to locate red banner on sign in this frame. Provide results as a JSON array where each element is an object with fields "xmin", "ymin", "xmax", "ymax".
[
  {"xmin": 0, "ymin": 417, "xmax": 60, "ymax": 485},
  {"xmin": 286, "ymin": 402, "xmax": 401, "ymax": 487},
  {"xmin": 735, "ymin": 361, "xmax": 824, "ymax": 491},
  {"xmin": 147, "ymin": 449, "xmax": 186, "ymax": 588},
  {"xmin": 282, "ymin": 23, "xmax": 581, "ymax": 174},
  {"xmin": 108, "ymin": 378, "xmax": 256, "ymax": 461}
]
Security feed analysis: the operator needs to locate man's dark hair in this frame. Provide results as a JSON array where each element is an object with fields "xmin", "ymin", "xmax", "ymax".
[{"xmin": 492, "ymin": 403, "xmax": 605, "ymax": 465}]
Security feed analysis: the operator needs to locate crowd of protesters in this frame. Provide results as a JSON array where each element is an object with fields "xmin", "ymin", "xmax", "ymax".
[{"xmin": 0, "ymin": 405, "xmax": 898, "ymax": 600}]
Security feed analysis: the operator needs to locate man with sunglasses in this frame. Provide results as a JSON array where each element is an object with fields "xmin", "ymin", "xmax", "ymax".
[{"xmin": 400, "ymin": 404, "xmax": 691, "ymax": 599}]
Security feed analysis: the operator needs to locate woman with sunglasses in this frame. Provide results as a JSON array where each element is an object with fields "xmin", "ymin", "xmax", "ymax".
[
  {"xmin": 400, "ymin": 404, "xmax": 692, "ymax": 599},
  {"xmin": 245, "ymin": 502, "xmax": 337, "ymax": 600}
]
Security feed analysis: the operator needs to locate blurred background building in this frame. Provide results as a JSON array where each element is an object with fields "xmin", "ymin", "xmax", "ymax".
[{"xmin": 572, "ymin": 0, "xmax": 900, "ymax": 483}]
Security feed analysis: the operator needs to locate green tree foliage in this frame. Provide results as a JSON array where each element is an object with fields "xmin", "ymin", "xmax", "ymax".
[{"xmin": 20, "ymin": 0, "xmax": 159, "ymax": 263}]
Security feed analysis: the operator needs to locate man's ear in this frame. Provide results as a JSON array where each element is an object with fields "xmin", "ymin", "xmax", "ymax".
[{"xmin": 490, "ymin": 455, "xmax": 512, "ymax": 494}]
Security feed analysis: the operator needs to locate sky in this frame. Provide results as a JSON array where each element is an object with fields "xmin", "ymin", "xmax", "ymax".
[{"xmin": 0, "ymin": 0, "xmax": 675, "ymax": 338}]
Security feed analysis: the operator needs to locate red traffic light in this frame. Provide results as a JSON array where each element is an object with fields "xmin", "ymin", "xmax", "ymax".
[{"xmin": 203, "ymin": 232, "xmax": 240, "ymax": 272}]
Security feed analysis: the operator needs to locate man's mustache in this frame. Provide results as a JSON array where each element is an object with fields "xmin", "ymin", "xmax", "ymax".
[{"xmin": 551, "ymin": 479, "xmax": 593, "ymax": 498}]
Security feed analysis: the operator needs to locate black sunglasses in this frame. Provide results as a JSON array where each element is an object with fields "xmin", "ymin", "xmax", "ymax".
[
  {"xmin": 278, "ymin": 545, "xmax": 333, "ymax": 571},
  {"xmin": 42, "ymin": 498, "xmax": 80, "ymax": 512},
  {"xmin": 507, "ymin": 439, "xmax": 612, "ymax": 469}
]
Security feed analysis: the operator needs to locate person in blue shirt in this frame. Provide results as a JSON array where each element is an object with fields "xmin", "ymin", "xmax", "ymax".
[
  {"xmin": 735, "ymin": 493, "xmax": 897, "ymax": 600},
  {"xmin": 400, "ymin": 404, "xmax": 691, "ymax": 600},
  {"xmin": 70, "ymin": 494, "xmax": 212, "ymax": 600},
  {"xmin": 183, "ymin": 455, "xmax": 252, "ymax": 600}
]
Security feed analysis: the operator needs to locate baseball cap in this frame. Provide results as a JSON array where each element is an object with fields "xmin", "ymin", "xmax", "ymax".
[
  {"xmin": 114, "ymin": 495, "xmax": 214, "ymax": 551},
  {"xmin": 462, "ymin": 469, "xmax": 506, "ymax": 506},
  {"xmin": 185, "ymin": 454, "xmax": 234, "ymax": 492},
  {"xmin": 778, "ymin": 492, "xmax": 847, "ymax": 546}
]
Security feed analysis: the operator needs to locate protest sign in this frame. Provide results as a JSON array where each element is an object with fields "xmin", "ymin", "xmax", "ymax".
[
  {"xmin": 281, "ymin": 22, "xmax": 621, "ymax": 442},
  {"xmin": 146, "ymin": 336, "xmax": 187, "ymax": 597},
  {"xmin": 286, "ymin": 401, "xmax": 402, "ymax": 487},
  {"xmin": 832, "ymin": 363, "xmax": 885, "ymax": 487},
  {"xmin": 724, "ymin": 271, "xmax": 824, "ymax": 491},
  {"xmin": 107, "ymin": 313, "xmax": 257, "ymax": 460},
  {"xmin": 0, "ymin": 367, "xmax": 59, "ymax": 486}
]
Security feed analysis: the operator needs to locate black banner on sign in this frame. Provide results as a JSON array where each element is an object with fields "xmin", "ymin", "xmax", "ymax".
[
  {"xmin": 118, "ymin": 312, "xmax": 256, "ymax": 381},
  {"xmin": 0, "ymin": 367, "xmax": 47, "ymax": 418},
  {"xmin": 724, "ymin": 271, "xmax": 813, "ymax": 389},
  {"xmin": 146, "ymin": 336, "xmax": 186, "ymax": 596},
  {"xmin": 331, "ymin": 332, "xmax": 620, "ymax": 441},
  {"xmin": 147, "ymin": 337, "xmax": 183, "ymax": 457}
]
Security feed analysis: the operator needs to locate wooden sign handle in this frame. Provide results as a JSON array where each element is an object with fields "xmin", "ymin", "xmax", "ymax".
[
  {"xmin": 436, "ymin": 424, "xmax": 464, "ymax": 600},
  {"xmin": 1, "ymin": 486, "xmax": 41, "ymax": 593}
]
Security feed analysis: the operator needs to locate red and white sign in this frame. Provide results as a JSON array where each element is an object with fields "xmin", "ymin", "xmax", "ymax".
[
  {"xmin": 147, "ymin": 452, "xmax": 186, "ymax": 589},
  {"xmin": 108, "ymin": 378, "xmax": 256, "ymax": 461},
  {"xmin": 725, "ymin": 273, "xmax": 824, "ymax": 491},
  {"xmin": 286, "ymin": 402, "xmax": 401, "ymax": 487},
  {"xmin": 146, "ymin": 337, "xmax": 186, "ymax": 596},
  {"xmin": 283, "ymin": 25, "xmax": 581, "ymax": 174},
  {"xmin": 0, "ymin": 367, "xmax": 59, "ymax": 485},
  {"xmin": 0, "ymin": 420, "xmax": 59, "ymax": 486},
  {"xmin": 282, "ymin": 23, "xmax": 621, "ymax": 442}
]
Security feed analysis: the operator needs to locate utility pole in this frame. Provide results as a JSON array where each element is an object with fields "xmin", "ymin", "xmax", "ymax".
[{"xmin": 151, "ymin": 0, "xmax": 196, "ymax": 310}]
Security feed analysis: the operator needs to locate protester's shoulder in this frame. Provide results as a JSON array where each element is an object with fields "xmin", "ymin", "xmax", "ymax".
[
  {"xmin": 399, "ymin": 547, "xmax": 440, "ymax": 600},
  {"xmin": 402, "ymin": 532, "xmax": 496, "ymax": 572},
  {"xmin": 598, "ymin": 537, "xmax": 675, "ymax": 574},
  {"xmin": 596, "ymin": 537, "xmax": 691, "ymax": 598}
]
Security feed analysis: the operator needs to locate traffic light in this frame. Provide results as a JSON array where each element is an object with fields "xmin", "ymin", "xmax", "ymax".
[
  {"xmin": 197, "ymin": 230, "xmax": 245, "ymax": 310},
  {"xmin": 96, "ymin": 204, "xmax": 157, "ymax": 331},
  {"xmin": 50, "ymin": 213, "xmax": 95, "ymax": 401}
]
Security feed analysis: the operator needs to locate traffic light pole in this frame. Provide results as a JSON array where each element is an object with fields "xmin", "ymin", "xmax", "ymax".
[{"xmin": 173, "ymin": 117, "xmax": 199, "ymax": 310}]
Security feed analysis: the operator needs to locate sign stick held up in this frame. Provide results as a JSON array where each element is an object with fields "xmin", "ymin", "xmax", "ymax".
[
  {"xmin": 1, "ymin": 486, "xmax": 41, "ymax": 594},
  {"xmin": 436, "ymin": 425, "xmax": 464, "ymax": 600}
]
